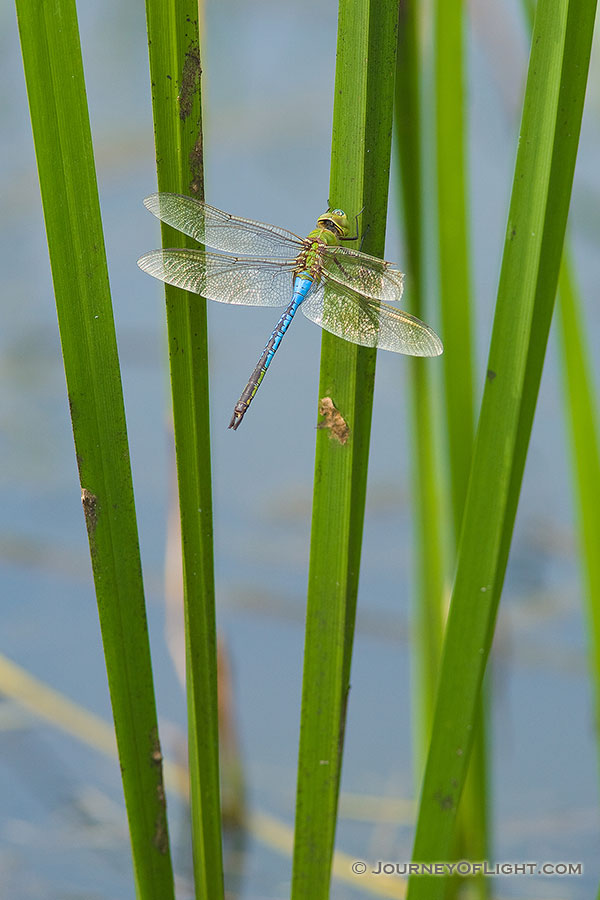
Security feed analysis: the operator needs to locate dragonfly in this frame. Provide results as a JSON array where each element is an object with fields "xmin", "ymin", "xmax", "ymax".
[{"xmin": 137, "ymin": 194, "xmax": 443, "ymax": 430}]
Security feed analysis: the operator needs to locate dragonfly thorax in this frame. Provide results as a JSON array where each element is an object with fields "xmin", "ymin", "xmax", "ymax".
[
  {"xmin": 298, "ymin": 214, "xmax": 347, "ymax": 279},
  {"xmin": 293, "ymin": 240, "xmax": 325, "ymax": 282},
  {"xmin": 303, "ymin": 213, "xmax": 348, "ymax": 263}
]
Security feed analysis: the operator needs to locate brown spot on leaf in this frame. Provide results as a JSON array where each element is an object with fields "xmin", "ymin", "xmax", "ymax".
[
  {"xmin": 188, "ymin": 133, "xmax": 204, "ymax": 197},
  {"xmin": 150, "ymin": 728, "xmax": 169, "ymax": 854},
  {"xmin": 81, "ymin": 489, "xmax": 98, "ymax": 542},
  {"xmin": 177, "ymin": 40, "xmax": 204, "ymax": 194},
  {"xmin": 150, "ymin": 728, "xmax": 163, "ymax": 767},
  {"xmin": 317, "ymin": 397, "xmax": 350, "ymax": 444},
  {"xmin": 179, "ymin": 41, "xmax": 201, "ymax": 121},
  {"xmin": 487, "ymin": 369, "xmax": 497, "ymax": 381},
  {"xmin": 153, "ymin": 804, "xmax": 168, "ymax": 855},
  {"xmin": 434, "ymin": 789, "xmax": 456, "ymax": 812}
]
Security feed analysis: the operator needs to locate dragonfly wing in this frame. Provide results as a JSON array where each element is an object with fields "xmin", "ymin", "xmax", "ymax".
[
  {"xmin": 301, "ymin": 281, "xmax": 443, "ymax": 356},
  {"xmin": 320, "ymin": 246, "xmax": 405, "ymax": 303},
  {"xmin": 143, "ymin": 193, "xmax": 304, "ymax": 259},
  {"xmin": 138, "ymin": 249, "xmax": 295, "ymax": 307}
]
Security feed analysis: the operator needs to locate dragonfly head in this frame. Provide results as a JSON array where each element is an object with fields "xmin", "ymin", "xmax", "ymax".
[{"xmin": 316, "ymin": 208, "xmax": 351, "ymax": 239}]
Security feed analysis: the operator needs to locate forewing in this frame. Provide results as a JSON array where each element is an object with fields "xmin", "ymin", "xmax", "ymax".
[
  {"xmin": 143, "ymin": 193, "xmax": 303, "ymax": 259},
  {"xmin": 138, "ymin": 249, "xmax": 295, "ymax": 307},
  {"xmin": 320, "ymin": 245, "xmax": 405, "ymax": 302},
  {"xmin": 301, "ymin": 281, "xmax": 443, "ymax": 356}
]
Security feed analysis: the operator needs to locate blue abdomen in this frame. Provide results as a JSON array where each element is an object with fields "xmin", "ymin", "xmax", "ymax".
[{"xmin": 294, "ymin": 274, "xmax": 314, "ymax": 303}]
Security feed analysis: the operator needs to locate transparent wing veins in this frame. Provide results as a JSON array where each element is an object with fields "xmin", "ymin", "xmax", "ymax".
[
  {"xmin": 143, "ymin": 193, "xmax": 305, "ymax": 260},
  {"xmin": 320, "ymin": 245, "xmax": 405, "ymax": 303},
  {"xmin": 301, "ymin": 280, "xmax": 443, "ymax": 356},
  {"xmin": 137, "ymin": 249, "xmax": 296, "ymax": 307}
]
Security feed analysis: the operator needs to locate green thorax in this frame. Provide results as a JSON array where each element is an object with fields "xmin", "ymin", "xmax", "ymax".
[{"xmin": 300, "ymin": 208, "xmax": 354, "ymax": 278}]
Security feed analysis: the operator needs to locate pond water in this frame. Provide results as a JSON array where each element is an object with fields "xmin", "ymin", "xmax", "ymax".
[{"xmin": 1, "ymin": 0, "xmax": 599, "ymax": 897}]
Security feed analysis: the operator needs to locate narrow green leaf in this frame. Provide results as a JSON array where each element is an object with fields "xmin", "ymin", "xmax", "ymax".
[
  {"xmin": 521, "ymin": 0, "xmax": 600, "ymax": 787},
  {"xmin": 396, "ymin": 3, "xmax": 488, "ymax": 889},
  {"xmin": 521, "ymin": 0, "xmax": 600, "ymax": 788},
  {"xmin": 15, "ymin": 1, "xmax": 175, "ymax": 898},
  {"xmin": 408, "ymin": 0, "xmax": 597, "ymax": 892},
  {"xmin": 435, "ymin": 0, "xmax": 475, "ymax": 534},
  {"xmin": 143, "ymin": 1, "xmax": 223, "ymax": 896},
  {"xmin": 395, "ymin": 0, "xmax": 445, "ymax": 751},
  {"xmin": 434, "ymin": 0, "xmax": 488, "ymax": 888},
  {"xmin": 291, "ymin": 0, "xmax": 400, "ymax": 896},
  {"xmin": 557, "ymin": 251, "xmax": 600, "ymax": 771}
]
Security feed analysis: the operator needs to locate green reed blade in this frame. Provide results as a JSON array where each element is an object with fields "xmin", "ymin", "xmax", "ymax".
[
  {"xmin": 434, "ymin": 0, "xmax": 489, "ymax": 890},
  {"xmin": 291, "ymin": 0, "xmax": 400, "ymax": 896},
  {"xmin": 396, "ymin": 3, "xmax": 488, "ymax": 890},
  {"xmin": 407, "ymin": 0, "xmax": 597, "ymax": 893},
  {"xmin": 520, "ymin": 0, "xmax": 600, "ymax": 794},
  {"xmin": 434, "ymin": 0, "xmax": 475, "ymax": 536},
  {"xmin": 557, "ymin": 251, "xmax": 600, "ymax": 775},
  {"xmin": 143, "ymin": 1, "xmax": 223, "ymax": 896},
  {"xmin": 395, "ymin": 0, "xmax": 445, "ymax": 753},
  {"xmin": 15, "ymin": 1, "xmax": 175, "ymax": 897}
]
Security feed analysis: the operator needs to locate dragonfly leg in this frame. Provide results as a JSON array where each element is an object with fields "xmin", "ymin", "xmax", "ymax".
[
  {"xmin": 338, "ymin": 206, "xmax": 365, "ymax": 243},
  {"xmin": 358, "ymin": 221, "xmax": 370, "ymax": 252}
]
